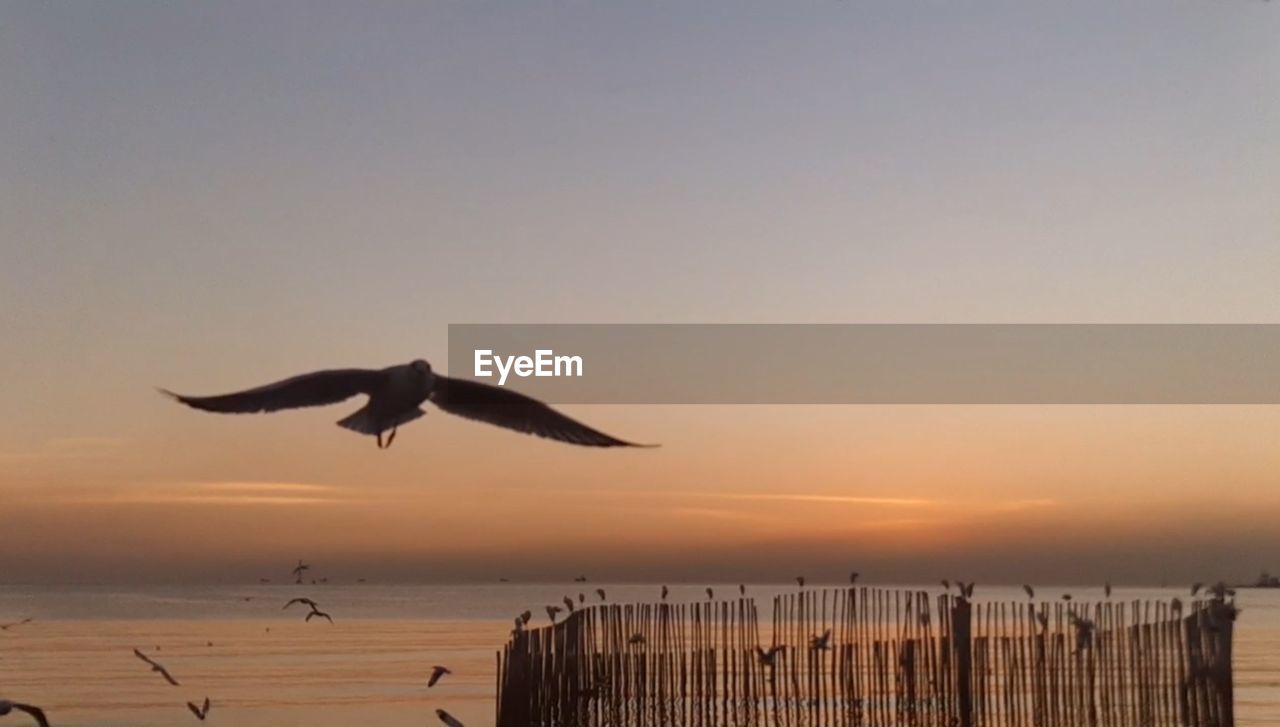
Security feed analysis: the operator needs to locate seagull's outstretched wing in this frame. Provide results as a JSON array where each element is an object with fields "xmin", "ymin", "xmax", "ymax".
[
  {"xmin": 161, "ymin": 369, "xmax": 384, "ymax": 414},
  {"xmin": 7, "ymin": 703, "xmax": 50, "ymax": 727},
  {"xmin": 429, "ymin": 376, "xmax": 654, "ymax": 447}
]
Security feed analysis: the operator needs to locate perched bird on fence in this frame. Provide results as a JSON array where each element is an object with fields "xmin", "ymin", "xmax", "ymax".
[
  {"xmin": 628, "ymin": 633, "xmax": 645, "ymax": 645},
  {"xmin": 756, "ymin": 645, "xmax": 786, "ymax": 667},
  {"xmin": 133, "ymin": 648, "xmax": 180, "ymax": 686},
  {"xmin": 941, "ymin": 579, "xmax": 951, "ymax": 592},
  {"xmin": 1209, "ymin": 582, "xmax": 1235, "ymax": 600},
  {"xmin": 305, "ymin": 606, "xmax": 333, "ymax": 623},
  {"xmin": 0, "ymin": 618, "xmax": 32, "ymax": 632},
  {"xmin": 0, "ymin": 700, "xmax": 49, "ymax": 727},
  {"xmin": 850, "ymin": 572, "xmax": 859, "ymax": 585},
  {"xmin": 1036, "ymin": 612, "xmax": 1049, "ymax": 631},
  {"xmin": 1061, "ymin": 594, "xmax": 1073, "ymax": 602},
  {"xmin": 186, "ymin": 697, "xmax": 211, "ymax": 721},
  {"xmin": 1022, "ymin": 585, "xmax": 1035, "ymax": 600},
  {"xmin": 1105, "ymin": 581, "xmax": 1112, "ymax": 598},
  {"xmin": 574, "ymin": 576, "xmax": 588, "ymax": 582},
  {"xmin": 1191, "ymin": 582, "xmax": 1204, "ymax": 596},
  {"xmin": 546, "ymin": 605, "xmax": 562, "ymax": 624},
  {"xmin": 519, "ymin": 610, "xmax": 532, "ymax": 626},
  {"xmin": 578, "ymin": 593, "xmax": 585, "ymax": 604},
  {"xmin": 436, "ymin": 708, "xmax": 465, "ymax": 727},
  {"xmin": 291, "ymin": 560, "xmax": 310, "ymax": 584},
  {"xmin": 705, "ymin": 587, "xmax": 714, "ymax": 600},
  {"xmin": 661, "ymin": 585, "xmax": 669, "ymax": 601},
  {"xmin": 795, "ymin": 576, "xmax": 805, "ymax": 588},
  {"xmin": 596, "ymin": 588, "xmax": 606, "ymax": 602},
  {"xmin": 739, "ymin": 584, "xmax": 746, "ymax": 596},
  {"xmin": 428, "ymin": 665, "xmax": 451, "ymax": 688},
  {"xmin": 957, "ymin": 581, "xmax": 975, "ymax": 599},
  {"xmin": 161, "ymin": 360, "xmax": 655, "ymax": 449},
  {"xmin": 283, "ymin": 597, "xmax": 319, "ymax": 611},
  {"xmin": 563, "ymin": 596, "xmax": 575, "ymax": 613}
]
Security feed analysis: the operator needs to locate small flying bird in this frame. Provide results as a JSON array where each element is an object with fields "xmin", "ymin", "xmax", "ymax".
[
  {"xmin": 0, "ymin": 700, "xmax": 50, "ymax": 727},
  {"xmin": 1022, "ymin": 585, "xmax": 1035, "ymax": 600},
  {"xmin": 305, "ymin": 607, "xmax": 333, "ymax": 624},
  {"xmin": 161, "ymin": 360, "xmax": 655, "ymax": 449},
  {"xmin": 283, "ymin": 597, "xmax": 319, "ymax": 611},
  {"xmin": 428, "ymin": 665, "xmax": 451, "ymax": 688},
  {"xmin": 756, "ymin": 645, "xmax": 786, "ymax": 667},
  {"xmin": 1061, "ymin": 594, "xmax": 1073, "ymax": 602},
  {"xmin": 563, "ymin": 596, "xmax": 575, "ymax": 613},
  {"xmin": 436, "ymin": 708, "xmax": 465, "ymax": 727},
  {"xmin": 133, "ymin": 648, "xmax": 180, "ymax": 686},
  {"xmin": 705, "ymin": 587, "xmax": 714, "ymax": 600},
  {"xmin": 1191, "ymin": 582, "xmax": 1204, "ymax": 596},
  {"xmin": 546, "ymin": 605, "xmax": 562, "ymax": 623},
  {"xmin": 574, "ymin": 576, "xmax": 588, "ymax": 582},
  {"xmin": 810, "ymin": 628, "xmax": 833, "ymax": 650},
  {"xmin": 628, "ymin": 633, "xmax": 645, "ymax": 645},
  {"xmin": 187, "ymin": 697, "xmax": 211, "ymax": 721},
  {"xmin": 0, "ymin": 618, "xmax": 32, "ymax": 631},
  {"xmin": 795, "ymin": 576, "xmax": 805, "ymax": 588},
  {"xmin": 661, "ymin": 585, "xmax": 669, "ymax": 601},
  {"xmin": 849, "ymin": 572, "xmax": 859, "ymax": 585},
  {"xmin": 292, "ymin": 560, "xmax": 310, "ymax": 584},
  {"xmin": 1069, "ymin": 613, "xmax": 1096, "ymax": 653},
  {"xmin": 596, "ymin": 589, "xmax": 606, "ymax": 601}
]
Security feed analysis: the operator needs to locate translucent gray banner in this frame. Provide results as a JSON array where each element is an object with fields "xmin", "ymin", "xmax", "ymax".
[{"xmin": 446, "ymin": 324, "xmax": 1280, "ymax": 404}]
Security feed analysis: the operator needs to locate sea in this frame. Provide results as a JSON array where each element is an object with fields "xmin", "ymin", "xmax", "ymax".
[{"xmin": 1, "ymin": 584, "xmax": 1277, "ymax": 726}]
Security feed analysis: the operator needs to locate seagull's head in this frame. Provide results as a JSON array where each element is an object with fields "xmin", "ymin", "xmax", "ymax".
[
  {"xmin": 0, "ymin": 701, "xmax": 12, "ymax": 715},
  {"xmin": 410, "ymin": 359, "xmax": 432, "ymax": 377}
]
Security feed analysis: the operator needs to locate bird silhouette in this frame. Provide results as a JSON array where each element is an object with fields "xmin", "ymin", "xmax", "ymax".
[
  {"xmin": 546, "ymin": 605, "xmax": 562, "ymax": 624},
  {"xmin": 596, "ymin": 588, "xmax": 606, "ymax": 602},
  {"xmin": 162, "ymin": 360, "xmax": 654, "ymax": 449},
  {"xmin": 0, "ymin": 700, "xmax": 49, "ymax": 727},
  {"xmin": 291, "ymin": 560, "xmax": 310, "ymax": 584},
  {"xmin": 133, "ymin": 648, "xmax": 180, "ymax": 686},
  {"xmin": 661, "ymin": 585, "xmax": 669, "ymax": 601},
  {"xmin": 305, "ymin": 606, "xmax": 333, "ymax": 623},
  {"xmin": 1069, "ymin": 613, "xmax": 1096, "ymax": 653},
  {"xmin": 578, "ymin": 593, "xmax": 585, "ymax": 604},
  {"xmin": 705, "ymin": 587, "xmax": 714, "ymax": 600},
  {"xmin": 519, "ymin": 610, "xmax": 532, "ymax": 626},
  {"xmin": 941, "ymin": 579, "xmax": 951, "ymax": 592},
  {"xmin": 849, "ymin": 572, "xmax": 859, "ymax": 585},
  {"xmin": 574, "ymin": 576, "xmax": 588, "ymax": 582},
  {"xmin": 1105, "ymin": 581, "xmax": 1112, "ymax": 598},
  {"xmin": 810, "ymin": 628, "xmax": 832, "ymax": 650},
  {"xmin": 186, "ymin": 697, "xmax": 211, "ymax": 721},
  {"xmin": 428, "ymin": 665, "xmax": 451, "ymax": 688},
  {"xmin": 283, "ymin": 597, "xmax": 319, "ymax": 611},
  {"xmin": 0, "ymin": 618, "xmax": 32, "ymax": 631},
  {"xmin": 1191, "ymin": 582, "xmax": 1204, "ymax": 596},
  {"xmin": 756, "ymin": 645, "xmax": 786, "ymax": 667},
  {"xmin": 436, "ymin": 708, "xmax": 465, "ymax": 727},
  {"xmin": 628, "ymin": 633, "xmax": 645, "ymax": 645},
  {"xmin": 739, "ymin": 584, "xmax": 746, "ymax": 596},
  {"xmin": 1022, "ymin": 585, "xmax": 1035, "ymax": 600},
  {"xmin": 795, "ymin": 576, "xmax": 805, "ymax": 588},
  {"xmin": 563, "ymin": 596, "xmax": 575, "ymax": 613}
]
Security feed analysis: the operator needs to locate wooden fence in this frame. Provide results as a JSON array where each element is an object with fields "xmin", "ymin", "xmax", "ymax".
[{"xmin": 496, "ymin": 588, "xmax": 1236, "ymax": 726}]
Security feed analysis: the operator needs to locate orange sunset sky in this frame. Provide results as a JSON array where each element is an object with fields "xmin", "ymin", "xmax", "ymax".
[{"xmin": 2, "ymin": 2, "xmax": 1278, "ymax": 584}]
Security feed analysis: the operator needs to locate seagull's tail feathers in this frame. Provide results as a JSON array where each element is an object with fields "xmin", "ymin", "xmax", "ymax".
[{"xmin": 335, "ymin": 406, "xmax": 425, "ymax": 436}]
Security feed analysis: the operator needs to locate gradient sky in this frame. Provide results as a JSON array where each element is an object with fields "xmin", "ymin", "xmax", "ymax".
[{"xmin": 2, "ymin": 1, "xmax": 1278, "ymax": 585}]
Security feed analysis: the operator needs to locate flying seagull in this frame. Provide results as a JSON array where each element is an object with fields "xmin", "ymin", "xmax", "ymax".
[
  {"xmin": 810, "ymin": 628, "xmax": 833, "ymax": 651},
  {"xmin": 187, "ymin": 697, "xmax": 211, "ymax": 721},
  {"xmin": 292, "ymin": 560, "xmax": 310, "ymax": 584},
  {"xmin": 305, "ymin": 606, "xmax": 333, "ymax": 624},
  {"xmin": 0, "ymin": 700, "xmax": 49, "ymax": 727},
  {"xmin": 0, "ymin": 618, "xmax": 32, "ymax": 631},
  {"xmin": 436, "ymin": 709, "xmax": 465, "ymax": 727},
  {"xmin": 161, "ymin": 360, "xmax": 655, "ymax": 449},
  {"xmin": 283, "ymin": 597, "xmax": 319, "ymax": 611},
  {"xmin": 133, "ymin": 648, "xmax": 180, "ymax": 686},
  {"xmin": 756, "ymin": 645, "xmax": 785, "ymax": 667},
  {"xmin": 428, "ymin": 665, "xmax": 451, "ymax": 688}
]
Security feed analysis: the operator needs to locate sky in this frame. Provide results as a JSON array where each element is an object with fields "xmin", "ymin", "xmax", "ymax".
[{"xmin": 1, "ymin": 1, "xmax": 1278, "ymax": 585}]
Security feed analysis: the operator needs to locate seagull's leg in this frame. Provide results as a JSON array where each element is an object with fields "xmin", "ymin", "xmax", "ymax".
[
  {"xmin": 385, "ymin": 426, "xmax": 398, "ymax": 449},
  {"xmin": 376, "ymin": 430, "xmax": 384, "ymax": 449}
]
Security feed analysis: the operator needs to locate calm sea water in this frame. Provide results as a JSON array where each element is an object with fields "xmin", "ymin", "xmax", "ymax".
[{"xmin": 1, "ymin": 584, "xmax": 1277, "ymax": 726}]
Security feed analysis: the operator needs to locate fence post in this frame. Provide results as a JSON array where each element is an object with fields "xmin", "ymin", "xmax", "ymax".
[
  {"xmin": 951, "ymin": 597, "xmax": 973, "ymax": 727},
  {"xmin": 1211, "ymin": 600, "xmax": 1236, "ymax": 727}
]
